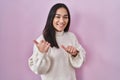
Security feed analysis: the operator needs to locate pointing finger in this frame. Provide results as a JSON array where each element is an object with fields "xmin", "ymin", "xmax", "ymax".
[{"xmin": 33, "ymin": 40, "xmax": 39, "ymax": 44}]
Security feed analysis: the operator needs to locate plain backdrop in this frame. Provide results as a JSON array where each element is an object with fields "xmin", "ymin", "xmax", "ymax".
[{"xmin": 0, "ymin": 0, "xmax": 120, "ymax": 80}]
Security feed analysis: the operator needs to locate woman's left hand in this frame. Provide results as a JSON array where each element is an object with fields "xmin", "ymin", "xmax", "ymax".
[{"xmin": 61, "ymin": 45, "xmax": 79, "ymax": 56}]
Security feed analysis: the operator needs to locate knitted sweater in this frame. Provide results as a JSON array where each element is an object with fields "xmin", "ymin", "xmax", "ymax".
[{"xmin": 28, "ymin": 31, "xmax": 86, "ymax": 80}]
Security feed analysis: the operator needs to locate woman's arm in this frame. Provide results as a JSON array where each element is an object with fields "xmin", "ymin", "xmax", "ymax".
[
  {"xmin": 69, "ymin": 33, "xmax": 86, "ymax": 68},
  {"xmin": 28, "ymin": 39, "xmax": 51, "ymax": 74}
]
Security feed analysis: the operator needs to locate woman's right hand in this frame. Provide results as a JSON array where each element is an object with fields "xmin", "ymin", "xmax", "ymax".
[{"xmin": 34, "ymin": 40, "xmax": 50, "ymax": 53}]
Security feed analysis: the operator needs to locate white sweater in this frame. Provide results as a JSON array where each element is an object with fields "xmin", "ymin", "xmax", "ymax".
[{"xmin": 28, "ymin": 31, "xmax": 86, "ymax": 80}]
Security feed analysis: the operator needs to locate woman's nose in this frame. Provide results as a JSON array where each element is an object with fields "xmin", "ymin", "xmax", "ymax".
[{"xmin": 59, "ymin": 17, "xmax": 64, "ymax": 23}]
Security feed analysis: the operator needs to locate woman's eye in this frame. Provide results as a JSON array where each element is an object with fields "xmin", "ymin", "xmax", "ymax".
[{"xmin": 55, "ymin": 16, "xmax": 60, "ymax": 18}]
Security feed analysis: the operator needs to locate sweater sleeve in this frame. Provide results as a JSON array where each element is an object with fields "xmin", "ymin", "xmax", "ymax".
[
  {"xmin": 69, "ymin": 33, "xmax": 86, "ymax": 68},
  {"xmin": 28, "ymin": 41, "xmax": 51, "ymax": 74}
]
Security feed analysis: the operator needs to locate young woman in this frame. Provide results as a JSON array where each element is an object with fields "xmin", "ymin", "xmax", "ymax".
[{"xmin": 28, "ymin": 3, "xmax": 86, "ymax": 80}]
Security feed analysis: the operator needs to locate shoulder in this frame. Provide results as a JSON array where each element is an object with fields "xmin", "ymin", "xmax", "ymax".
[{"xmin": 64, "ymin": 32, "xmax": 76, "ymax": 38}]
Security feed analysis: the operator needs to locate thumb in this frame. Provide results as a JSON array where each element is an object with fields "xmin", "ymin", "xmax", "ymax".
[
  {"xmin": 61, "ymin": 45, "xmax": 67, "ymax": 51},
  {"xmin": 33, "ymin": 40, "xmax": 39, "ymax": 45}
]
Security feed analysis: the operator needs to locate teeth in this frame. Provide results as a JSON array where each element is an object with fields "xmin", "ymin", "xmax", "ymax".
[
  {"xmin": 58, "ymin": 24, "xmax": 64, "ymax": 26},
  {"xmin": 59, "ymin": 25, "xmax": 63, "ymax": 26},
  {"xmin": 56, "ymin": 23, "xmax": 65, "ymax": 27}
]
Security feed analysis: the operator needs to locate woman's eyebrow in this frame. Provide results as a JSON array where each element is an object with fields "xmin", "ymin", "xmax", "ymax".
[
  {"xmin": 55, "ymin": 14, "xmax": 68, "ymax": 16},
  {"xmin": 64, "ymin": 15, "xmax": 68, "ymax": 16},
  {"xmin": 55, "ymin": 14, "xmax": 60, "ymax": 16}
]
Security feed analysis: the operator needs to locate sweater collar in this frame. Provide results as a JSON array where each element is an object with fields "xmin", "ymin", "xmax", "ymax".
[{"xmin": 56, "ymin": 31, "xmax": 64, "ymax": 36}]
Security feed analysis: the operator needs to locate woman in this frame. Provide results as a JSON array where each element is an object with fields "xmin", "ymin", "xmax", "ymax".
[{"xmin": 28, "ymin": 3, "xmax": 86, "ymax": 80}]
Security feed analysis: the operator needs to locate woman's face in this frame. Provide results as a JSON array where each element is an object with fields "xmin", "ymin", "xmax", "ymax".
[{"xmin": 53, "ymin": 7, "xmax": 69, "ymax": 32}]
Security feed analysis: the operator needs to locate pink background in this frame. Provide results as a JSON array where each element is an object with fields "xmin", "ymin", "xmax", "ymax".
[{"xmin": 0, "ymin": 0, "xmax": 120, "ymax": 80}]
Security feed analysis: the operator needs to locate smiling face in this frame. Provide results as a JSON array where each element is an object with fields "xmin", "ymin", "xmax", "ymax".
[{"xmin": 53, "ymin": 7, "xmax": 69, "ymax": 32}]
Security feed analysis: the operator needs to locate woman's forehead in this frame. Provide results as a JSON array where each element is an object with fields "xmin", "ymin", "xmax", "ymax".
[{"xmin": 56, "ymin": 8, "xmax": 68, "ymax": 15}]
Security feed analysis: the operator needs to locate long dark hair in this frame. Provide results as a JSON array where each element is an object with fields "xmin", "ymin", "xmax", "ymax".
[{"xmin": 43, "ymin": 3, "xmax": 71, "ymax": 48}]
